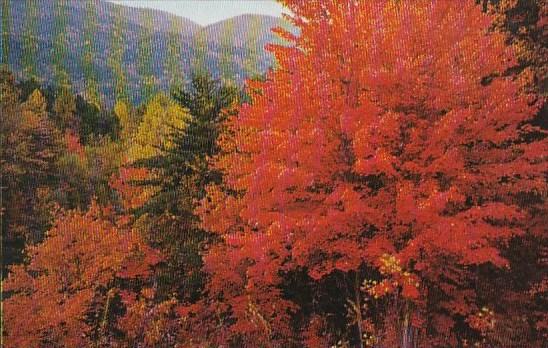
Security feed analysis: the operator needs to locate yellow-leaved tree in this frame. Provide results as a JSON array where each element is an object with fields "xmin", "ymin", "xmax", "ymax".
[{"xmin": 128, "ymin": 93, "xmax": 189, "ymax": 162}]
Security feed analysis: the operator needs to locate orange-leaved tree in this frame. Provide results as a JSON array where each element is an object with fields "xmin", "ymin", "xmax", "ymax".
[
  {"xmin": 191, "ymin": 0, "xmax": 547, "ymax": 347},
  {"xmin": 2, "ymin": 202, "xmax": 163, "ymax": 348}
]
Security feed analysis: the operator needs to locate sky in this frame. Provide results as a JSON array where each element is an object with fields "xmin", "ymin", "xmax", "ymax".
[{"xmin": 108, "ymin": 1, "xmax": 289, "ymax": 26}]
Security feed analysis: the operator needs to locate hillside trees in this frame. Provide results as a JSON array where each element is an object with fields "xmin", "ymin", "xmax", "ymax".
[
  {"xmin": 192, "ymin": 29, "xmax": 208, "ymax": 75},
  {"xmin": 1, "ymin": 69, "xmax": 122, "ymax": 273},
  {"xmin": 192, "ymin": 1, "xmax": 547, "ymax": 347},
  {"xmin": 483, "ymin": 0, "xmax": 547, "ymax": 97},
  {"xmin": 127, "ymin": 92, "xmax": 189, "ymax": 162},
  {"xmin": 82, "ymin": 0, "xmax": 101, "ymax": 107},
  {"xmin": 219, "ymin": 19, "xmax": 236, "ymax": 83},
  {"xmin": 22, "ymin": 0, "xmax": 39, "ymax": 79},
  {"xmin": 2, "ymin": 202, "xmax": 163, "ymax": 348},
  {"xmin": 1, "ymin": 71, "xmax": 63, "ymax": 271},
  {"xmin": 137, "ymin": 9, "xmax": 157, "ymax": 102},
  {"xmin": 477, "ymin": 1, "xmax": 548, "ymax": 345},
  {"xmin": 132, "ymin": 73, "xmax": 240, "ymax": 300},
  {"xmin": 109, "ymin": 2, "xmax": 130, "ymax": 103},
  {"xmin": 52, "ymin": 0, "xmax": 70, "ymax": 88},
  {"xmin": 166, "ymin": 15, "xmax": 185, "ymax": 89},
  {"xmin": 1, "ymin": 0, "xmax": 10, "ymax": 65}
]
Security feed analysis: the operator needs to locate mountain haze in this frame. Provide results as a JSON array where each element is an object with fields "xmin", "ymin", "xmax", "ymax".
[{"xmin": 0, "ymin": 0, "xmax": 289, "ymax": 106}]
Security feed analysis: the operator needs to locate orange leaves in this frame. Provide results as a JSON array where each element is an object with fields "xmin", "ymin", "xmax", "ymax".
[
  {"xmin": 64, "ymin": 129, "xmax": 85, "ymax": 157},
  {"xmin": 2, "ymin": 202, "xmax": 162, "ymax": 347},
  {"xmin": 402, "ymin": 282, "xmax": 421, "ymax": 300},
  {"xmin": 363, "ymin": 254, "xmax": 421, "ymax": 301},
  {"xmin": 117, "ymin": 244, "xmax": 163, "ymax": 279},
  {"xmin": 192, "ymin": 0, "xmax": 545, "ymax": 345},
  {"xmin": 109, "ymin": 166, "xmax": 151, "ymax": 210},
  {"xmin": 118, "ymin": 293, "xmax": 179, "ymax": 347}
]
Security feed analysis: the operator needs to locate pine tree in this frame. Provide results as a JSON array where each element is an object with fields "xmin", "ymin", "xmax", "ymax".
[
  {"xmin": 53, "ymin": 86, "xmax": 77, "ymax": 131},
  {"xmin": 133, "ymin": 73, "xmax": 240, "ymax": 301}
]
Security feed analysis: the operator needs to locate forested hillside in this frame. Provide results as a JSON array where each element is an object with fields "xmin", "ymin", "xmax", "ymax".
[
  {"xmin": 1, "ymin": 0, "xmax": 546, "ymax": 347},
  {"xmin": 0, "ymin": 0, "xmax": 286, "ymax": 106}
]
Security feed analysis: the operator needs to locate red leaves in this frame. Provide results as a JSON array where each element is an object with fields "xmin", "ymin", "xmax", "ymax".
[
  {"xmin": 3, "ymin": 202, "xmax": 162, "ymax": 347},
  {"xmin": 109, "ymin": 166, "xmax": 150, "ymax": 210},
  {"xmin": 7, "ymin": 0, "xmax": 537, "ymax": 346},
  {"xmin": 402, "ymin": 282, "xmax": 421, "ymax": 300},
  {"xmin": 303, "ymin": 315, "xmax": 332, "ymax": 348},
  {"xmin": 194, "ymin": 0, "xmax": 545, "ymax": 345},
  {"xmin": 117, "ymin": 244, "xmax": 163, "ymax": 279},
  {"xmin": 64, "ymin": 130, "xmax": 84, "ymax": 157}
]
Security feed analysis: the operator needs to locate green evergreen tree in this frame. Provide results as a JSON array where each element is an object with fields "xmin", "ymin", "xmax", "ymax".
[
  {"xmin": 53, "ymin": 87, "xmax": 77, "ymax": 131},
  {"xmin": 134, "ymin": 73, "xmax": 240, "ymax": 300}
]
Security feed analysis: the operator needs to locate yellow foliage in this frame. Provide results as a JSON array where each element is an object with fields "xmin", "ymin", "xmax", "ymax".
[{"xmin": 127, "ymin": 93, "xmax": 190, "ymax": 162}]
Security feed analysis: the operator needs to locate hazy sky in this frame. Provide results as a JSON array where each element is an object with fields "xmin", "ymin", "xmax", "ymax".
[{"xmin": 108, "ymin": 1, "xmax": 289, "ymax": 26}]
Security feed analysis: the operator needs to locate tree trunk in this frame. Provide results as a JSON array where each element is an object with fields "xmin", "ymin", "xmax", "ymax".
[
  {"xmin": 401, "ymin": 303, "xmax": 416, "ymax": 348},
  {"xmin": 402, "ymin": 324, "xmax": 414, "ymax": 348},
  {"xmin": 354, "ymin": 272, "xmax": 365, "ymax": 348}
]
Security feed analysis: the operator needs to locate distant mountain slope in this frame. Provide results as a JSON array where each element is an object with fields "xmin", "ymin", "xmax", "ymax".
[
  {"xmin": 200, "ymin": 14, "xmax": 285, "ymax": 81},
  {"xmin": 0, "ymin": 0, "xmax": 289, "ymax": 106}
]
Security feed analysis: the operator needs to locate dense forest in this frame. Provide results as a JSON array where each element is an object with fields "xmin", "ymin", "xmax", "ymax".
[
  {"xmin": 0, "ymin": 0, "xmax": 288, "ymax": 106},
  {"xmin": 1, "ymin": 0, "xmax": 547, "ymax": 347}
]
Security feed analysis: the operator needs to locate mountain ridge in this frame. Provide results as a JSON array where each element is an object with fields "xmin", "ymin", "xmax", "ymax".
[{"xmin": 1, "ymin": 0, "xmax": 290, "ymax": 106}]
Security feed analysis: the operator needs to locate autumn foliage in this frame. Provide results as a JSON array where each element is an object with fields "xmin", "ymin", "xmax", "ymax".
[
  {"xmin": 2, "ymin": 202, "xmax": 162, "ymax": 347},
  {"xmin": 2, "ymin": 1, "xmax": 547, "ymax": 347},
  {"xmin": 188, "ymin": 0, "xmax": 547, "ymax": 346}
]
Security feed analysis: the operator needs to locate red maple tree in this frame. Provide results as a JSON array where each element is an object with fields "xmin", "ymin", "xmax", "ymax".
[{"xmin": 190, "ymin": 0, "xmax": 546, "ymax": 346}]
